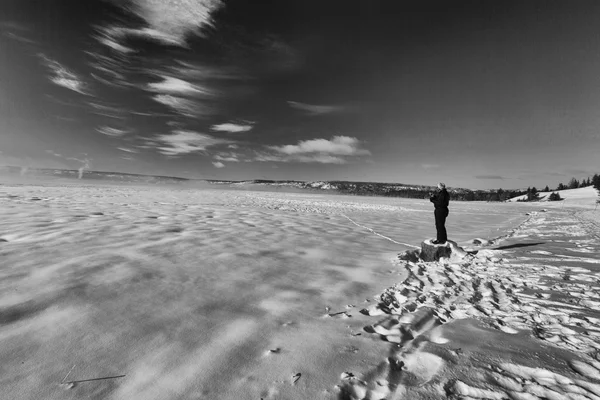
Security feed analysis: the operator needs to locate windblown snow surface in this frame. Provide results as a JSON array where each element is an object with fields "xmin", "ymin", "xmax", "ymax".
[{"xmin": 0, "ymin": 182, "xmax": 599, "ymax": 400}]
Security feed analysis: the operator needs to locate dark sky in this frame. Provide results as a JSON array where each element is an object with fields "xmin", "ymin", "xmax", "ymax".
[{"xmin": 0, "ymin": 0, "xmax": 598, "ymax": 188}]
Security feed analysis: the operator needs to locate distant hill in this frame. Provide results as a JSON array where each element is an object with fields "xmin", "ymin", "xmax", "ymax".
[
  {"xmin": 507, "ymin": 186, "xmax": 599, "ymax": 207},
  {"xmin": 0, "ymin": 166, "xmax": 526, "ymax": 201},
  {"xmin": 0, "ymin": 166, "xmax": 190, "ymax": 185}
]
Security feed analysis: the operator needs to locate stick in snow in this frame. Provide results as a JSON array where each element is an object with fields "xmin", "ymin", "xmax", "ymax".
[
  {"xmin": 60, "ymin": 365, "xmax": 76, "ymax": 384},
  {"xmin": 64, "ymin": 375, "xmax": 126, "ymax": 384}
]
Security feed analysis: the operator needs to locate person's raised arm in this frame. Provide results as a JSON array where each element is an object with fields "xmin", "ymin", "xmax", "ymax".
[{"xmin": 429, "ymin": 191, "xmax": 437, "ymax": 203}]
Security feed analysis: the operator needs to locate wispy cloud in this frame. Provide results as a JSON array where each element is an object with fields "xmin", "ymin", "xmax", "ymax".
[
  {"xmin": 88, "ymin": 60, "xmax": 126, "ymax": 81},
  {"xmin": 152, "ymin": 94, "xmax": 212, "ymax": 117},
  {"xmin": 155, "ymin": 130, "xmax": 232, "ymax": 156},
  {"xmin": 145, "ymin": 72, "xmax": 221, "ymax": 119},
  {"xmin": 4, "ymin": 31, "xmax": 36, "ymax": 44},
  {"xmin": 287, "ymin": 101, "xmax": 345, "ymax": 116},
  {"xmin": 565, "ymin": 169, "xmax": 592, "ymax": 176},
  {"xmin": 475, "ymin": 175, "xmax": 505, "ymax": 180},
  {"xmin": 54, "ymin": 116, "xmax": 78, "ymax": 123},
  {"xmin": 90, "ymin": 72, "xmax": 123, "ymax": 89},
  {"xmin": 85, "ymin": 50, "xmax": 134, "ymax": 90},
  {"xmin": 38, "ymin": 54, "xmax": 89, "ymax": 95},
  {"xmin": 66, "ymin": 155, "xmax": 90, "ymax": 164},
  {"xmin": 96, "ymin": 126, "xmax": 130, "ymax": 137},
  {"xmin": 421, "ymin": 164, "xmax": 440, "ymax": 170},
  {"xmin": 130, "ymin": 110, "xmax": 173, "ymax": 117},
  {"xmin": 0, "ymin": 23, "xmax": 38, "ymax": 45},
  {"xmin": 94, "ymin": 30, "xmax": 135, "ymax": 54},
  {"xmin": 100, "ymin": 38, "xmax": 134, "ymax": 54},
  {"xmin": 45, "ymin": 150, "xmax": 63, "ymax": 157},
  {"xmin": 211, "ymin": 122, "xmax": 253, "ymax": 133},
  {"xmin": 117, "ymin": 147, "xmax": 139, "ymax": 153},
  {"xmin": 0, "ymin": 21, "xmax": 36, "ymax": 44},
  {"xmin": 89, "ymin": 102, "xmax": 128, "ymax": 120},
  {"xmin": 110, "ymin": 27, "xmax": 184, "ymax": 47},
  {"xmin": 172, "ymin": 60, "xmax": 249, "ymax": 81},
  {"xmin": 214, "ymin": 153, "xmax": 240, "ymax": 162},
  {"xmin": 147, "ymin": 75, "xmax": 212, "ymax": 96},
  {"xmin": 212, "ymin": 161, "xmax": 225, "ymax": 168},
  {"xmin": 542, "ymin": 172, "xmax": 567, "ymax": 177}
]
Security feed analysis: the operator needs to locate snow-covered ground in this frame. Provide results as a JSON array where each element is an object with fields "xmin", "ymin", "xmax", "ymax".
[
  {"xmin": 0, "ymin": 181, "xmax": 599, "ymax": 399},
  {"xmin": 341, "ymin": 209, "xmax": 600, "ymax": 399}
]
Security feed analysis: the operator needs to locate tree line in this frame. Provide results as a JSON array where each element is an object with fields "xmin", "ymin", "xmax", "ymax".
[
  {"xmin": 328, "ymin": 181, "xmax": 526, "ymax": 202},
  {"xmin": 327, "ymin": 173, "xmax": 600, "ymax": 202},
  {"xmin": 555, "ymin": 175, "xmax": 599, "ymax": 191},
  {"xmin": 516, "ymin": 173, "xmax": 600, "ymax": 202}
]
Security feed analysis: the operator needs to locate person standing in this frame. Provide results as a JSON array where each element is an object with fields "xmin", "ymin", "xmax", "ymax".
[{"xmin": 429, "ymin": 182, "xmax": 450, "ymax": 244}]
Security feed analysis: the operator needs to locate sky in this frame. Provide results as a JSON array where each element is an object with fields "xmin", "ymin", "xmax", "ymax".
[{"xmin": 0, "ymin": 0, "xmax": 598, "ymax": 189}]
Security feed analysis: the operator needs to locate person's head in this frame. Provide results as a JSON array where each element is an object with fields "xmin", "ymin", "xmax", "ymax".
[{"xmin": 437, "ymin": 182, "xmax": 446, "ymax": 190}]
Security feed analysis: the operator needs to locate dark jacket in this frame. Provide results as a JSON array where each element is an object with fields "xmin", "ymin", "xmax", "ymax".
[{"xmin": 430, "ymin": 188, "xmax": 450, "ymax": 209}]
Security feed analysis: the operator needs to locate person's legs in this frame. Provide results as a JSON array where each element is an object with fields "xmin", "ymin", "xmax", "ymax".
[
  {"xmin": 434, "ymin": 209, "xmax": 447, "ymax": 243},
  {"xmin": 439, "ymin": 213, "xmax": 447, "ymax": 242}
]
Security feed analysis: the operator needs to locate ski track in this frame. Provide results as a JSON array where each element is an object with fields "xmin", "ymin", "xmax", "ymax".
[{"xmin": 338, "ymin": 210, "xmax": 600, "ymax": 400}]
